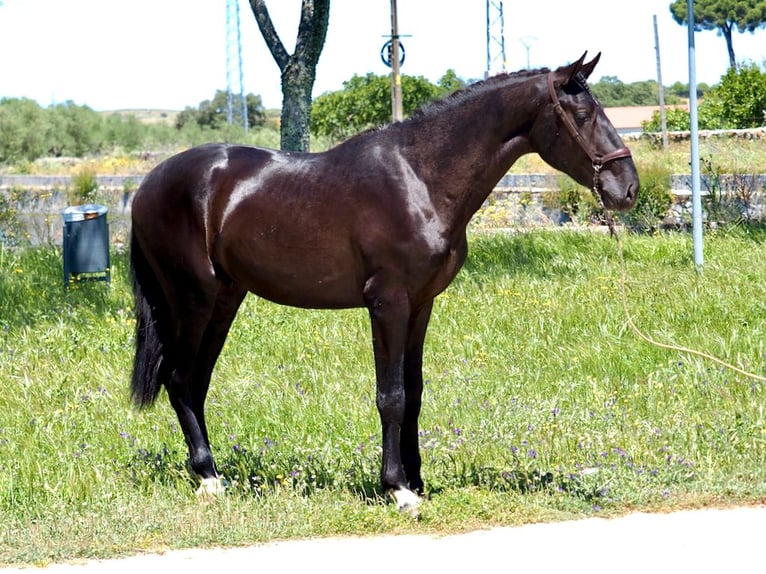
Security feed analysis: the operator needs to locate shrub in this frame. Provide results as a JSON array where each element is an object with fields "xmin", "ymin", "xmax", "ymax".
[
  {"xmin": 708, "ymin": 62, "xmax": 766, "ymax": 129},
  {"xmin": 619, "ymin": 161, "xmax": 673, "ymax": 231},
  {"xmin": 551, "ymin": 176, "xmax": 599, "ymax": 224},
  {"xmin": 642, "ymin": 62, "xmax": 766, "ymax": 134},
  {"xmin": 699, "ymin": 155, "xmax": 762, "ymax": 225},
  {"xmin": 641, "ymin": 107, "xmax": 691, "ymax": 133},
  {"xmin": 0, "ymin": 188, "xmax": 25, "ymax": 247},
  {"xmin": 69, "ymin": 167, "xmax": 99, "ymax": 205}
]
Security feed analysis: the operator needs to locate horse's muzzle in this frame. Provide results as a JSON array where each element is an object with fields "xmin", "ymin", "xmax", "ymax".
[{"xmin": 604, "ymin": 180, "xmax": 639, "ymax": 211}]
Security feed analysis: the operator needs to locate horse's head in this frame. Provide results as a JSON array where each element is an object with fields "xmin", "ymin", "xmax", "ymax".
[{"xmin": 529, "ymin": 53, "xmax": 639, "ymax": 211}]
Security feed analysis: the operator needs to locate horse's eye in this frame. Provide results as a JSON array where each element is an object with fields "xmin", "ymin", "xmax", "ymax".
[{"xmin": 575, "ymin": 110, "xmax": 590, "ymax": 124}]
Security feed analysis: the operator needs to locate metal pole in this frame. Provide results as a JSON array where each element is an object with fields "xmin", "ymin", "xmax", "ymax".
[
  {"xmin": 653, "ymin": 15, "xmax": 668, "ymax": 150},
  {"xmin": 687, "ymin": 0, "xmax": 704, "ymax": 269},
  {"xmin": 390, "ymin": 0, "xmax": 403, "ymax": 122}
]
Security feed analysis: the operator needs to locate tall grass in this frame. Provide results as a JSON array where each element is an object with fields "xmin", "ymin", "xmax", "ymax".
[{"xmin": 2, "ymin": 228, "xmax": 766, "ymax": 565}]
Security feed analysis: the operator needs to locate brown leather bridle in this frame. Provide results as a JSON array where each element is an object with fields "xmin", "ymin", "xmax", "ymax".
[{"xmin": 546, "ymin": 72, "xmax": 632, "ymax": 206}]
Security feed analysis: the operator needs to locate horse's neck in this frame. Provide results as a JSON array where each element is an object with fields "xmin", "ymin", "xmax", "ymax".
[{"xmin": 400, "ymin": 81, "xmax": 541, "ymax": 232}]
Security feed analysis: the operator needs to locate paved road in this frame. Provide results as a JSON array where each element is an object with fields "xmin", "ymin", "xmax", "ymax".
[{"xmin": 4, "ymin": 506, "xmax": 764, "ymax": 573}]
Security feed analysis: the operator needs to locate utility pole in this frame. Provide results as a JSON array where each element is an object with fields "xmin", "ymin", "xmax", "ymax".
[
  {"xmin": 653, "ymin": 15, "xmax": 668, "ymax": 150},
  {"xmin": 389, "ymin": 0, "xmax": 403, "ymax": 122},
  {"xmin": 519, "ymin": 36, "xmax": 537, "ymax": 70}
]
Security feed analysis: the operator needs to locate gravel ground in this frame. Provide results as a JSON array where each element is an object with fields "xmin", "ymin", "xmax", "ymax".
[{"xmin": 3, "ymin": 505, "xmax": 764, "ymax": 573}]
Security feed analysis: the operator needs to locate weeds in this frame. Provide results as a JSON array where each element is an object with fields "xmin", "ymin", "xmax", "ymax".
[{"xmin": 68, "ymin": 166, "xmax": 99, "ymax": 205}]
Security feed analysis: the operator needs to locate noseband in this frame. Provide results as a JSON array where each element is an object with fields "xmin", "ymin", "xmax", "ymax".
[{"xmin": 546, "ymin": 72, "xmax": 632, "ymax": 205}]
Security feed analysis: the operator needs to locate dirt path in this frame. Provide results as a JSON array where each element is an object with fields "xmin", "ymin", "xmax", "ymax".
[{"xmin": 4, "ymin": 506, "xmax": 764, "ymax": 573}]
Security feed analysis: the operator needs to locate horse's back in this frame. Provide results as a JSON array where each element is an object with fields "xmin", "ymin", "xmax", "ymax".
[
  {"xmin": 133, "ymin": 144, "xmax": 272, "ymax": 213},
  {"xmin": 132, "ymin": 143, "xmax": 274, "ymax": 247}
]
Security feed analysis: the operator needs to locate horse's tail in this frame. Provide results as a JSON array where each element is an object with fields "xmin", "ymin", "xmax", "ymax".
[{"xmin": 130, "ymin": 232, "xmax": 169, "ymax": 408}]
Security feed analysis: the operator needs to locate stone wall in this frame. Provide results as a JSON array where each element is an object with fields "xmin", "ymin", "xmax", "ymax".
[{"xmin": 1, "ymin": 171, "xmax": 766, "ymax": 246}]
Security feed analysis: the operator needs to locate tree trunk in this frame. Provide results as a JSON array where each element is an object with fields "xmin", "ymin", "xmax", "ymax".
[
  {"xmin": 249, "ymin": 0, "xmax": 330, "ymax": 152},
  {"xmin": 280, "ymin": 60, "xmax": 315, "ymax": 152},
  {"xmin": 722, "ymin": 22, "xmax": 736, "ymax": 69}
]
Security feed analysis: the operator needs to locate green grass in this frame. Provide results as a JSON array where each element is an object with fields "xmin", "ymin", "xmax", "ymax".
[{"xmin": 2, "ymin": 228, "xmax": 766, "ymax": 565}]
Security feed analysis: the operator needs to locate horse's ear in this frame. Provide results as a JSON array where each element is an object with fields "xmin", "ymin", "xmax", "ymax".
[
  {"xmin": 579, "ymin": 52, "xmax": 601, "ymax": 80},
  {"xmin": 555, "ymin": 52, "xmax": 588, "ymax": 87}
]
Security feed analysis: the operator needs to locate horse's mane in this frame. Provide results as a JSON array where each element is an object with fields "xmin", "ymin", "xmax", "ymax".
[
  {"xmin": 340, "ymin": 67, "xmax": 558, "ymax": 145},
  {"xmin": 409, "ymin": 67, "xmax": 552, "ymax": 121}
]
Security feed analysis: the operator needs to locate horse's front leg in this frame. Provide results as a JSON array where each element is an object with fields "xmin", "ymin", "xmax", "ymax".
[
  {"xmin": 365, "ymin": 281, "xmax": 421, "ymax": 515},
  {"xmin": 401, "ymin": 299, "xmax": 434, "ymax": 495}
]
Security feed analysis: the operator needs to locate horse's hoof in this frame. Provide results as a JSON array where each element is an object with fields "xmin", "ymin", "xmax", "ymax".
[
  {"xmin": 391, "ymin": 488, "xmax": 422, "ymax": 518},
  {"xmin": 196, "ymin": 477, "xmax": 225, "ymax": 497}
]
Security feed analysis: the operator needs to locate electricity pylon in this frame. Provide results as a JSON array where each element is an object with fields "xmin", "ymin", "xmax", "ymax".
[{"xmin": 226, "ymin": 0, "xmax": 248, "ymax": 130}]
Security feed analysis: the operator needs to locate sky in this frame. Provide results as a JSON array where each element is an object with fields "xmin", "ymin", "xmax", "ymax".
[{"xmin": 0, "ymin": 0, "xmax": 764, "ymax": 112}]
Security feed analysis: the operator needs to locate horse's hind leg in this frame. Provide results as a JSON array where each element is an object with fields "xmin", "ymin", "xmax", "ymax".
[
  {"xmin": 188, "ymin": 284, "xmax": 247, "ymax": 494},
  {"xmin": 163, "ymin": 275, "xmax": 244, "ymax": 495}
]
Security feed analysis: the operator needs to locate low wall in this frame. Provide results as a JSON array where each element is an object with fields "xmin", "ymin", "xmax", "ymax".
[{"xmin": 1, "ymin": 172, "xmax": 765, "ymax": 246}]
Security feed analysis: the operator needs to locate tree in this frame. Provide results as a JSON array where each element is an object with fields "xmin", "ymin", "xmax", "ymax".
[
  {"xmin": 670, "ymin": 0, "xmax": 766, "ymax": 68},
  {"xmin": 590, "ymin": 77, "xmax": 682, "ymax": 107},
  {"xmin": 0, "ymin": 98, "xmax": 48, "ymax": 162},
  {"xmin": 310, "ymin": 71, "xmax": 462, "ymax": 143},
  {"xmin": 702, "ymin": 62, "xmax": 766, "ymax": 127},
  {"xmin": 46, "ymin": 102, "xmax": 103, "ymax": 157},
  {"xmin": 175, "ymin": 90, "xmax": 265, "ymax": 131},
  {"xmin": 436, "ymin": 69, "xmax": 467, "ymax": 94},
  {"xmin": 642, "ymin": 62, "xmax": 766, "ymax": 131},
  {"xmin": 668, "ymin": 80, "xmax": 711, "ymax": 99},
  {"xmin": 248, "ymin": 0, "xmax": 330, "ymax": 152}
]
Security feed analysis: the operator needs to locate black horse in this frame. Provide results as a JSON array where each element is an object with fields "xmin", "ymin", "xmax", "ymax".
[{"xmin": 129, "ymin": 53, "xmax": 638, "ymax": 514}]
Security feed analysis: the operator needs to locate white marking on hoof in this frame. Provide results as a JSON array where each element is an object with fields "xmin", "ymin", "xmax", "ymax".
[
  {"xmin": 391, "ymin": 488, "xmax": 422, "ymax": 518},
  {"xmin": 196, "ymin": 477, "xmax": 225, "ymax": 497}
]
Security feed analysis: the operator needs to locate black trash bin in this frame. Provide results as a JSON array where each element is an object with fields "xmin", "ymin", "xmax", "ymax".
[{"xmin": 62, "ymin": 204, "xmax": 110, "ymax": 287}]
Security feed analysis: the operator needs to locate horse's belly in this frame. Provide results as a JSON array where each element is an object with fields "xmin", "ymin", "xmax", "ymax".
[{"xmin": 217, "ymin": 242, "xmax": 365, "ymax": 309}]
